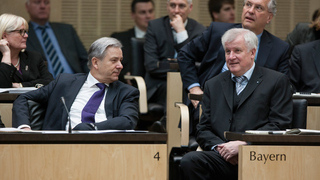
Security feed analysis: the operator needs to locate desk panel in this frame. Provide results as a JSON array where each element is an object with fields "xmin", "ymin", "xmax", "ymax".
[
  {"xmin": 0, "ymin": 103, "xmax": 13, "ymax": 127},
  {"xmin": 0, "ymin": 144, "xmax": 167, "ymax": 180},
  {"xmin": 239, "ymin": 146, "xmax": 320, "ymax": 180}
]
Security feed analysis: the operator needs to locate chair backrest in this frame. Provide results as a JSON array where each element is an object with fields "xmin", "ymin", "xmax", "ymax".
[
  {"xmin": 292, "ymin": 99, "xmax": 307, "ymax": 129},
  {"xmin": 131, "ymin": 37, "xmax": 146, "ymax": 77},
  {"xmin": 28, "ymin": 100, "xmax": 46, "ymax": 130}
]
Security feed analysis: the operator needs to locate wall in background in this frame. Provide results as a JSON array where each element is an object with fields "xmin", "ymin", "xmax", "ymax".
[{"xmin": 1, "ymin": 0, "xmax": 320, "ymax": 50}]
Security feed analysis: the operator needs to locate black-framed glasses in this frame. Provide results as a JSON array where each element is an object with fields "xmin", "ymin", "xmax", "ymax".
[{"xmin": 9, "ymin": 29, "xmax": 28, "ymax": 36}]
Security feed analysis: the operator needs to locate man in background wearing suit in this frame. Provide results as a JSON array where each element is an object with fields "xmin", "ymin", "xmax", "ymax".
[
  {"xmin": 144, "ymin": 0, "xmax": 206, "ymax": 131},
  {"xmin": 180, "ymin": 28, "xmax": 293, "ymax": 180},
  {"xmin": 111, "ymin": 0, "xmax": 155, "ymax": 84},
  {"xmin": 25, "ymin": 0, "xmax": 88, "ymax": 78},
  {"xmin": 12, "ymin": 37, "xmax": 139, "ymax": 131},
  {"xmin": 208, "ymin": 0, "xmax": 235, "ymax": 23},
  {"xmin": 289, "ymin": 39, "xmax": 320, "ymax": 93},
  {"xmin": 178, "ymin": 0, "xmax": 289, "ymax": 136}
]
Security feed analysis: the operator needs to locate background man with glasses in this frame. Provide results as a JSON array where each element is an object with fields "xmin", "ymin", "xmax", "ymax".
[{"xmin": 25, "ymin": 0, "xmax": 88, "ymax": 78}]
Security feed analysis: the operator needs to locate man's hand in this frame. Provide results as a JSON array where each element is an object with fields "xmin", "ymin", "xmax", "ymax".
[
  {"xmin": 189, "ymin": 86, "xmax": 203, "ymax": 108},
  {"xmin": 217, "ymin": 140, "xmax": 247, "ymax": 165},
  {"xmin": 170, "ymin": 14, "xmax": 185, "ymax": 33}
]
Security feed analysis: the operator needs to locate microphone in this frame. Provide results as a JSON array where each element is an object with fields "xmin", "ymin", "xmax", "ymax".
[{"xmin": 60, "ymin": 96, "xmax": 72, "ymax": 134}]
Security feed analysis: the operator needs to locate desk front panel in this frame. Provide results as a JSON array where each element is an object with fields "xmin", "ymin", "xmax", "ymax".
[
  {"xmin": 0, "ymin": 144, "xmax": 167, "ymax": 180},
  {"xmin": 239, "ymin": 145, "xmax": 320, "ymax": 180}
]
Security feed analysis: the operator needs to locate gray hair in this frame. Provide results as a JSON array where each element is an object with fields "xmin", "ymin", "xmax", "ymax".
[
  {"xmin": 167, "ymin": 0, "xmax": 192, "ymax": 4},
  {"xmin": 221, "ymin": 28, "xmax": 258, "ymax": 52},
  {"xmin": 244, "ymin": 0, "xmax": 277, "ymax": 16},
  {"xmin": 87, "ymin": 37, "xmax": 122, "ymax": 68},
  {"xmin": 0, "ymin": 13, "xmax": 29, "ymax": 39}
]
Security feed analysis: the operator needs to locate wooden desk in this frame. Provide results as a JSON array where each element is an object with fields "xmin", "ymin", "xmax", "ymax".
[
  {"xmin": 0, "ymin": 93, "xmax": 19, "ymax": 127},
  {"xmin": 225, "ymin": 132, "xmax": 320, "ymax": 180},
  {"xmin": 0, "ymin": 132, "xmax": 167, "ymax": 180}
]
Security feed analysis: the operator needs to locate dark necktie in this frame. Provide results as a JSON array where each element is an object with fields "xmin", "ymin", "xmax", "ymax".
[
  {"xmin": 81, "ymin": 83, "xmax": 106, "ymax": 123},
  {"xmin": 39, "ymin": 26, "xmax": 64, "ymax": 77}
]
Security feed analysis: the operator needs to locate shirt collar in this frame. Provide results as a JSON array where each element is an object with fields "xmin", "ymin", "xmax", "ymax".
[
  {"xmin": 134, "ymin": 26, "xmax": 146, "ymax": 38},
  {"xmin": 231, "ymin": 62, "xmax": 255, "ymax": 80},
  {"xmin": 87, "ymin": 72, "xmax": 109, "ymax": 88},
  {"xmin": 30, "ymin": 21, "xmax": 51, "ymax": 30}
]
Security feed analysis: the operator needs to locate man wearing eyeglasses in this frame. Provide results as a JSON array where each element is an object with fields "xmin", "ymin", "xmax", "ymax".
[
  {"xmin": 25, "ymin": 0, "xmax": 88, "ymax": 78},
  {"xmin": 144, "ymin": 0, "xmax": 206, "ymax": 132},
  {"xmin": 177, "ymin": 0, "xmax": 290, "ymax": 139}
]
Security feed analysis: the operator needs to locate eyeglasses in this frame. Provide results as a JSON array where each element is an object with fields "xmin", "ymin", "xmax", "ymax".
[{"xmin": 9, "ymin": 29, "xmax": 28, "ymax": 36}]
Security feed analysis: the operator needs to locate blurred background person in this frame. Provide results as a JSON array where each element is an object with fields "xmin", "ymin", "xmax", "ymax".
[
  {"xmin": 0, "ymin": 13, "xmax": 53, "ymax": 88},
  {"xmin": 111, "ymin": 0, "xmax": 155, "ymax": 84},
  {"xmin": 208, "ymin": 0, "xmax": 235, "ymax": 23},
  {"xmin": 286, "ymin": 8, "xmax": 320, "ymax": 54},
  {"xmin": 25, "ymin": 0, "xmax": 88, "ymax": 78}
]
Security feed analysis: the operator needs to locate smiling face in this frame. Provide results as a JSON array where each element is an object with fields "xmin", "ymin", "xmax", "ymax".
[
  {"xmin": 225, "ymin": 35, "xmax": 256, "ymax": 77},
  {"xmin": 3, "ymin": 25, "xmax": 28, "ymax": 51},
  {"xmin": 91, "ymin": 46, "xmax": 123, "ymax": 84},
  {"xmin": 241, "ymin": 0, "xmax": 273, "ymax": 35}
]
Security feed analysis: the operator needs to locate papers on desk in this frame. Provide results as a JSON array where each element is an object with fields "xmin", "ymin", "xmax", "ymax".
[
  {"xmin": 0, "ymin": 128, "xmax": 148, "ymax": 134},
  {"xmin": 0, "ymin": 87, "xmax": 37, "ymax": 93},
  {"xmin": 245, "ymin": 129, "xmax": 320, "ymax": 135}
]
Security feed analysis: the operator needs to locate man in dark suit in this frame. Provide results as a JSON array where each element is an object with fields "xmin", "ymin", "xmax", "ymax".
[
  {"xmin": 144, "ymin": 0, "xmax": 206, "ymax": 128},
  {"xmin": 180, "ymin": 28, "xmax": 292, "ymax": 180},
  {"xmin": 111, "ymin": 0, "xmax": 155, "ymax": 84},
  {"xmin": 289, "ymin": 39, "xmax": 320, "ymax": 93},
  {"xmin": 12, "ymin": 37, "xmax": 139, "ymax": 131},
  {"xmin": 25, "ymin": 0, "xmax": 88, "ymax": 78},
  {"xmin": 178, "ymin": 0, "xmax": 289, "ymax": 135}
]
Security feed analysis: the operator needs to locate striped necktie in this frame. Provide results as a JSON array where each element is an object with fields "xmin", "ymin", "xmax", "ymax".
[
  {"xmin": 234, "ymin": 76, "xmax": 247, "ymax": 95},
  {"xmin": 40, "ymin": 26, "xmax": 64, "ymax": 77}
]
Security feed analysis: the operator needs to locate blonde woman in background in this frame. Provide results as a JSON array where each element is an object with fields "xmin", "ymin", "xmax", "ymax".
[{"xmin": 0, "ymin": 13, "xmax": 53, "ymax": 88}]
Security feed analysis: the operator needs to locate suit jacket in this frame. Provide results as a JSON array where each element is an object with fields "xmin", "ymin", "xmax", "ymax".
[
  {"xmin": 197, "ymin": 66, "xmax": 293, "ymax": 151},
  {"xmin": 144, "ymin": 16, "xmax": 206, "ymax": 98},
  {"xmin": 289, "ymin": 39, "xmax": 320, "ymax": 93},
  {"xmin": 0, "ymin": 51, "xmax": 53, "ymax": 88},
  {"xmin": 178, "ymin": 22, "xmax": 290, "ymax": 91},
  {"xmin": 26, "ymin": 22, "xmax": 89, "ymax": 73},
  {"xmin": 12, "ymin": 73, "xmax": 139, "ymax": 130},
  {"xmin": 111, "ymin": 28, "xmax": 135, "ymax": 83},
  {"xmin": 286, "ymin": 22, "xmax": 320, "ymax": 47},
  {"xmin": 0, "ymin": 115, "xmax": 4, "ymax": 128}
]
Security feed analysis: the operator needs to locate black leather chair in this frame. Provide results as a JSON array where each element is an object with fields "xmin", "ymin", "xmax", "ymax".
[
  {"xmin": 124, "ymin": 37, "xmax": 164, "ymax": 130},
  {"xmin": 292, "ymin": 99, "xmax": 307, "ymax": 128}
]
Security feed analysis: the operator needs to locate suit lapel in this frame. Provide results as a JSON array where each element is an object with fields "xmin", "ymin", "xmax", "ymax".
[
  {"xmin": 221, "ymin": 72, "xmax": 234, "ymax": 111},
  {"xmin": 61, "ymin": 74, "xmax": 87, "ymax": 126},
  {"xmin": 105, "ymin": 82, "xmax": 118, "ymax": 119},
  {"xmin": 18, "ymin": 52, "xmax": 29, "ymax": 81},
  {"xmin": 256, "ymin": 31, "xmax": 271, "ymax": 67},
  {"xmin": 238, "ymin": 66, "xmax": 263, "ymax": 107},
  {"xmin": 312, "ymin": 41, "xmax": 320, "ymax": 77}
]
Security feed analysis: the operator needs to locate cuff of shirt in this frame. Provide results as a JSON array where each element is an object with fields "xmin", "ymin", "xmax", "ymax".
[
  {"xmin": 188, "ymin": 83, "xmax": 200, "ymax": 91},
  {"xmin": 17, "ymin": 124, "xmax": 31, "ymax": 130},
  {"xmin": 176, "ymin": 30, "xmax": 188, "ymax": 44}
]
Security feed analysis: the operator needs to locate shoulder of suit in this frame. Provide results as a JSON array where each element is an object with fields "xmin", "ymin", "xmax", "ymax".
[
  {"xmin": 111, "ymin": 28, "xmax": 135, "ymax": 38},
  {"xmin": 112, "ymin": 80, "xmax": 138, "ymax": 92}
]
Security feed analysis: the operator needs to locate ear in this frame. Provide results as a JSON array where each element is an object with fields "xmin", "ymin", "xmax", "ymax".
[
  {"xmin": 2, "ymin": 32, "xmax": 8, "ymax": 39},
  {"xmin": 189, "ymin": 3, "xmax": 193, "ymax": 11},
  {"xmin": 91, "ymin": 57, "xmax": 100, "ymax": 69},
  {"xmin": 131, "ymin": 12, "xmax": 135, "ymax": 20},
  {"xmin": 266, "ymin": 13, "xmax": 273, "ymax": 24},
  {"xmin": 251, "ymin": 48, "xmax": 257, "ymax": 59},
  {"xmin": 213, "ymin": 12, "xmax": 219, "ymax": 21}
]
